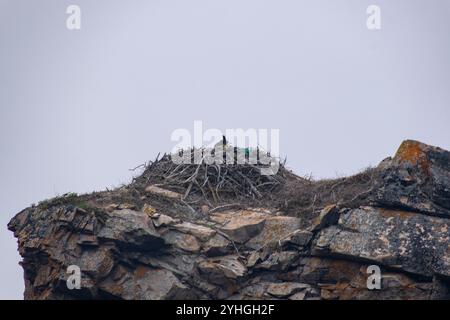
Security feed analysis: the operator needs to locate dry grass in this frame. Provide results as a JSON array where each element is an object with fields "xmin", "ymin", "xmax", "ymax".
[
  {"xmin": 36, "ymin": 150, "xmax": 381, "ymax": 222},
  {"xmin": 131, "ymin": 151, "xmax": 380, "ymax": 218}
]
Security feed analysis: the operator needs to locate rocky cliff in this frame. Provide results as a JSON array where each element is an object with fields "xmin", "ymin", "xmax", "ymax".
[{"xmin": 8, "ymin": 140, "xmax": 450, "ymax": 300}]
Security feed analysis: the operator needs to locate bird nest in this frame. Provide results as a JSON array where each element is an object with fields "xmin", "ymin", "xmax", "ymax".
[{"xmin": 133, "ymin": 148, "xmax": 289, "ymax": 202}]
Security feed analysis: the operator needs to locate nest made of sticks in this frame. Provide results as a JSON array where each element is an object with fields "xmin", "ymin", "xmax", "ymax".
[{"xmin": 133, "ymin": 149, "xmax": 290, "ymax": 202}]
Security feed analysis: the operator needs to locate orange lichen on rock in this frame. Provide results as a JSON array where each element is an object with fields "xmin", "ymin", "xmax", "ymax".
[
  {"xmin": 394, "ymin": 140, "xmax": 430, "ymax": 173},
  {"xmin": 135, "ymin": 265, "xmax": 149, "ymax": 279}
]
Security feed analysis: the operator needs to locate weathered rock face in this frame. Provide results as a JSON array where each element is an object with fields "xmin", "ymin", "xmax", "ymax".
[
  {"xmin": 372, "ymin": 140, "xmax": 450, "ymax": 217},
  {"xmin": 8, "ymin": 140, "xmax": 450, "ymax": 300},
  {"xmin": 313, "ymin": 207, "xmax": 450, "ymax": 278}
]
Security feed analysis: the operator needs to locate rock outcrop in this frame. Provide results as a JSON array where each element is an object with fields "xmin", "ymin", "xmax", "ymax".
[{"xmin": 8, "ymin": 140, "xmax": 450, "ymax": 300}]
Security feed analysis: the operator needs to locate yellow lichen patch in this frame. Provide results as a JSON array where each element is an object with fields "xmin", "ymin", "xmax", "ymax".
[
  {"xmin": 142, "ymin": 203, "xmax": 156, "ymax": 216},
  {"xmin": 394, "ymin": 140, "xmax": 430, "ymax": 173}
]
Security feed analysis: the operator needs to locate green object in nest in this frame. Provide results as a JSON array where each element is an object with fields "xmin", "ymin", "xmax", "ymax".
[{"xmin": 237, "ymin": 147, "xmax": 251, "ymax": 157}]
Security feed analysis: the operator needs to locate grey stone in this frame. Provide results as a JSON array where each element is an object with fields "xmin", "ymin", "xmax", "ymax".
[
  {"xmin": 313, "ymin": 206, "xmax": 450, "ymax": 277},
  {"xmin": 97, "ymin": 209, "xmax": 164, "ymax": 251}
]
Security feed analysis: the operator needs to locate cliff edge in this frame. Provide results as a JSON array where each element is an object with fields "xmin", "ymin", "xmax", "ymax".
[{"xmin": 8, "ymin": 140, "xmax": 450, "ymax": 300}]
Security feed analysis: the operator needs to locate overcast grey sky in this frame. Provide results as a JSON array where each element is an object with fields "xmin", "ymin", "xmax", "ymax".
[{"xmin": 1, "ymin": 0, "xmax": 449, "ymax": 299}]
